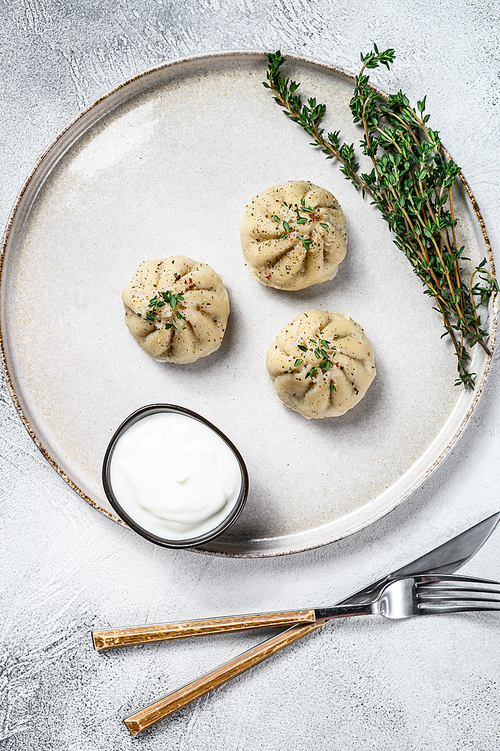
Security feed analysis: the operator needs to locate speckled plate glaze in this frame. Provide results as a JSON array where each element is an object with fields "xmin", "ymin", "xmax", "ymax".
[{"xmin": 0, "ymin": 51, "xmax": 497, "ymax": 557}]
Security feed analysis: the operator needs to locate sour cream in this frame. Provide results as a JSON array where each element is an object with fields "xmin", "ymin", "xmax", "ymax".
[{"xmin": 109, "ymin": 412, "xmax": 243, "ymax": 541}]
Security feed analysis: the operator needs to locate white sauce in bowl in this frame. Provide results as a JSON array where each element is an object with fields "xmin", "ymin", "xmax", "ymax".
[{"xmin": 109, "ymin": 412, "xmax": 243, "ymax": 540}]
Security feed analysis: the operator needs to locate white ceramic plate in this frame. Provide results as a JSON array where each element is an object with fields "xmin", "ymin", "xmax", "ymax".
[{"xmin": 0, "ymin": 51, "xmax": 497, "ymax": 557}]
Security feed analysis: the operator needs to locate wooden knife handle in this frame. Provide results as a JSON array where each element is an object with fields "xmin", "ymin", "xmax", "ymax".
[
  {"xmin": 124, "ymin": 620, "xmax": 325, "ymax": 736},
  {"xmin": 92, "ymin": 609, "xmax": 316, "ymax": 650}
]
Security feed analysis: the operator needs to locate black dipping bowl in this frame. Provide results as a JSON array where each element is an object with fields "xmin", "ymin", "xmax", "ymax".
[{"xmin": 102, "ymin": 404, "xmax": 249, "ymax": 549}]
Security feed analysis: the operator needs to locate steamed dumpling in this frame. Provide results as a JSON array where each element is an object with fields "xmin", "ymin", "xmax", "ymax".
[
  {"xmin": 240, "ymin": 181, "xmax": 347, "ymax": 290},
  {"xmin": 266, "ymin": 310, "xmax": 375, "ymax": 419},
  {"xmin": 122, "ymin": 256, "xmax": 230, "ymax": 364}
]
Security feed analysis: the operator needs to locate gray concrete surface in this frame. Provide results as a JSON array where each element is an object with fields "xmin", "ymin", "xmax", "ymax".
[{"xmin": 1, "ymin": 1, "xmax": 500, "ymax": 749}]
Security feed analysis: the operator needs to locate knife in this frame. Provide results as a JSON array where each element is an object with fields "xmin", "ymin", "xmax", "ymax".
[
  {"xmin": 121, "ymin": 510, "xmax": 500, "ymax": 735},
  {"xmin": 336, "ymin": 508, "xmax": 500, "ymax": 607},
  {"xmin": 94, "ymin": 510, "xmax": 500, "ymax": 651}
]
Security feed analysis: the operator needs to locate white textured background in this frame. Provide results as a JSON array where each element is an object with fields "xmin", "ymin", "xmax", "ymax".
[{"xmin": 1, "ymin": 1, "xmax": 500, "ymax": 749}]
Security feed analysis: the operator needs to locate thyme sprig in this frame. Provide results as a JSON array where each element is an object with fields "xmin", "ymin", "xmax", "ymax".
[
  {"xmin": 264, "ymin": 48, "xmax": 498, "ymax": 388},
  {"xmin": 146, "ymin": 290, "xmax": 187, "ymax": 331}
]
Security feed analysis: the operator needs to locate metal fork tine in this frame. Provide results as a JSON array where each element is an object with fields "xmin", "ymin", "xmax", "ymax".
[
  {"xmin": 419, "ymin": 594, "xmax": 500, "ymax": 604},
  {"xmin": 409, "ymin": 574, "xmax": 500, "ymax": 616},
  {"xmin": 418, "ymin": 587, "xmax": 500, "ymax": 599},
  {"xmin": 425, "ymin": 585, "xmax": 500, "ymax": 593},
  {"xmin": 419, "ymin": 574, "xmax": 500, "ymax": 586},
  {"xmin": 415, "ymin": 575, "xmax": 500, "ymax": 615},
  {"xmin": 413, "ymin": 573, "xmax": 500, "ymax": 613},
  {"xmin": 418, "ymin": 604, "xmax": 500, "ymax": 614}
]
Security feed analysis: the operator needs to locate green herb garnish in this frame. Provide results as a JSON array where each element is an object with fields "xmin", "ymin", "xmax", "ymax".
[
  {"xmin": 284, "ymin": 337, "xmax": 338, "ymax": 386},
  {"xmin": 146, "ymin": 290, "xmax": 187, "ymax": 331},
  {"xmin": 272, "ymin": 201, "xmax": 326, "ymax": 246},
  {"xmin": 299, "ymin": 236, "xmax": 313, "ymax": 251},
  {"xmin": 304, "ymin": 338, "xmax": 337, "ymax": 379},
  {"xmin": 264, "ymin": 48, "xmax": 497, "ymax": 388}
]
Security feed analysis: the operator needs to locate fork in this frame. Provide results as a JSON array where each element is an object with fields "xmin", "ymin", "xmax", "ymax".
[{"xmin": 118, "ymin": 574, "xmax": 500, "ymax": 735}]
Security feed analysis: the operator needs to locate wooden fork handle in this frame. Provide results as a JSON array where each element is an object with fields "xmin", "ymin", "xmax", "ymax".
[
  {"xmin": 124, "ymin": 620, "xmax": 325, "ymax": 736},
  {"xmin": 92, "ymin": 609, "xmax": 316, "ymax": 650}
]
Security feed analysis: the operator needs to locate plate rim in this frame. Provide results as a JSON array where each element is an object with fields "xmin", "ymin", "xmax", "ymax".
[{"xmin": 0, "ymin": 49, "xmax": 497, "ymax": 557}]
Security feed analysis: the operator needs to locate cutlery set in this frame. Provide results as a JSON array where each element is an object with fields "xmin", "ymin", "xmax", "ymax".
[{"xmin": 92, "ymin": 511, "xmax": 500, "ymax": 735}]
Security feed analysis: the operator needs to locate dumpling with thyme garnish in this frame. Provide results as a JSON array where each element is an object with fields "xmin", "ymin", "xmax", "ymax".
[
  {"xmin": 266, "ymin": 310, "xmax": 375, "ymax": 419},
  {"xmin": 239, "ymin": 180, "xmax": 347, "ymax": 290},
  {"xmin": 122, "ymin": 256, "xmax": 230, "ymax": 364}
]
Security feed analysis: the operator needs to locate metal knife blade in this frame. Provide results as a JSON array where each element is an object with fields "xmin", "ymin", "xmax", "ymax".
[{"xmin": 335, "ymin": 510, "xmax": 500, "ymax": 607}]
